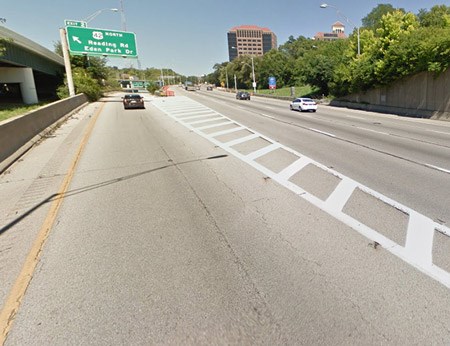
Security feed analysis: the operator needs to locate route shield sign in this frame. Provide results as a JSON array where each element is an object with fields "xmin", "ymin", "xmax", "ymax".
[
  {"xmin": 268, "ymin": 76, "xmax": 276, "ymax": 90},
  {"xmin": 66, "ymin": 26, "xmax": 138, "ymax": 58}
]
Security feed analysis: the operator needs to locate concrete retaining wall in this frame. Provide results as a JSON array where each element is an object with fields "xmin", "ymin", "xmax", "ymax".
[
  {"xmin": 332, "ymin": 69, "xmax": 450, "ymax": 121},
  {"xmin": 0, "ymin": 94, "xmax": 89, "ymax": 172}
]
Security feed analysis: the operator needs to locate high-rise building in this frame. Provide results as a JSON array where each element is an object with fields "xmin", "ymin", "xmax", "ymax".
[
  {"xmin": 227, "ymin": 25, "xmax": 277, "ymax": 61},
  {"xmin": 314, "ymin": 21, "xmax": 347, "ymax": 41}
]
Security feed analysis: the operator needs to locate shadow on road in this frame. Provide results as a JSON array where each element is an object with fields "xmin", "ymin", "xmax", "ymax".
[{"xmin": 0, "ymin": 154, "xmax": 228, "ymax": 236}]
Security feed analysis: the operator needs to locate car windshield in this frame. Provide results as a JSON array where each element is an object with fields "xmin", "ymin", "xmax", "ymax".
[
  {"xmin": 302, "ymin": 98, "xmax": 313, "ymax": 102},
  {"xmin": 125, "ymin": 94, "xmax": 141, "ymax": 99}
]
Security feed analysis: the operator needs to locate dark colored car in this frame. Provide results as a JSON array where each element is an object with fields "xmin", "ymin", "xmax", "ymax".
[
  {"xmin": 236, "ymin": 91, "xmax": 250, "ymax": 100},
  {"xmin": 122, "ymin": 94, "xmax": 145, "ymax": 109}
]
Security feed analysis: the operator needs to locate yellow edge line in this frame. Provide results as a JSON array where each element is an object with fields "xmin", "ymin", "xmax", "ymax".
[{"xmin": 0, "ymin": 102, "xmax": 105, "ymax": 344}]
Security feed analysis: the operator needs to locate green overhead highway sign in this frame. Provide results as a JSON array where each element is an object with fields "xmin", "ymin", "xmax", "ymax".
[
  {"xmin": 65, "ymin": 26, "xmax": 138, "ymax": 58},
  {"xmin": 64, "ymin": 19, "xmax": 87, "ymax": 27}
]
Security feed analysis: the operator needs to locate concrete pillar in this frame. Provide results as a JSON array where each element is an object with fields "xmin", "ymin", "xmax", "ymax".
[
  {"xmin": 19, "ymin": 68, "xmax": 38, "ymax": 104},
  {"xmin": 0, "ymin": 67, "xmax": 38, "ymax": 104}
]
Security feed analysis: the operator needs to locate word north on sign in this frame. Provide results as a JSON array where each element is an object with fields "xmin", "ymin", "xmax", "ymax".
[{"xmin": 66, "ymin": 26, "xmax": 138, "ymax": 58}]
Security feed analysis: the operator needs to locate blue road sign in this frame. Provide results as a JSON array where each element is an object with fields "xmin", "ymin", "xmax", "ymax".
[{"xmin": 268, "ymin": 76, "xmax": 276, "ymax": 89}]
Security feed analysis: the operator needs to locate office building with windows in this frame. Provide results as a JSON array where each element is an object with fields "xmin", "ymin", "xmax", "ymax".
[
  {"xmin": 314, "ymin": 21, "xmax": 347, "ymax": 41},
  {"xmin": 227, "ymin": 25, "xmax": 277, "ymax": 61}
]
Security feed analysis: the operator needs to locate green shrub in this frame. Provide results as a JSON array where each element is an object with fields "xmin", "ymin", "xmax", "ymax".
[
  {"xmin": 146, "ymin": 82, "xmax": 160, "ymax": 95},
  {"xmin": 57, "ymin": 67, "xmax": 102, "ymax": 101}
]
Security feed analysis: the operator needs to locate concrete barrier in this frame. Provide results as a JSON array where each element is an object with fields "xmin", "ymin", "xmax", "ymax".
[
  {"xmin": 0, "ymin": 94, "xmax": 89, "ymax": 173},
  {"xmin": 332, "ymin": 69, "xmax": 450, "ymax": 121},
  {"xmin": 329, "ymin": 100, "xmax": 436, "ymax": 118}
]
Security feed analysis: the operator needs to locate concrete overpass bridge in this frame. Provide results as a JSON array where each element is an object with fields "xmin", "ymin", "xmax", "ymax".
[{"xmin": 0, "ymin": 26, "xmax": 64, "ymax": 104}]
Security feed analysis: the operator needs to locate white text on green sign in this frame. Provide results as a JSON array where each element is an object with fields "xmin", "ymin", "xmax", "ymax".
[
  {"xmin": 66, "ymin": 26, "xmax": 138, "ymax": 58},
  {"xmin": 64, "ymin": 19, "xmax": 87, "ymax": 27}
]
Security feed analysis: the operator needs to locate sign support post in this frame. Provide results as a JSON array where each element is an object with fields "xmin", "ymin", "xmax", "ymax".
[{"xmin": 59, "ymin": 28, "xmax": 75, "ymax": 97}]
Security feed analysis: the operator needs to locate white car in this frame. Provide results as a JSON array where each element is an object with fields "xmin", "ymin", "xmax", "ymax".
[{"xmin": 290, "ymin": 98, "xmax": 318, "ymax": 112}]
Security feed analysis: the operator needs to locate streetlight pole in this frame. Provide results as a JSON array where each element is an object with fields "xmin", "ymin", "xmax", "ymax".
[
  {"xmin": 83, "ymin": 8, "xmax": 119, "ymax": 24},
  {"xmin": 82, "ymin": 8, "xmax": 120, "ymax": 68},
  {"xmin": 242, "ymin": 59, "xmax": 257, "ymax": 94},
  {"xmin": 225, "ymin": 68, "xmax": 229, "ymax": 91},
  {"xmin": 251, "ymin": 56, "xmax": 256, "ymax": 94},
  {"xmin": 320, "ymin": 3, "xmax": 360, "ymax": 56},
  {"xmin": 119, "ymin": 0, "xmax": 127, "ymax": 31}
]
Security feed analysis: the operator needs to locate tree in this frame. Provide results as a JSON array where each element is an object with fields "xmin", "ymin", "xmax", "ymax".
[
  {"xmin": 417, "ymin": 5, "xmax": 450, "ymax": 28},
  {"xmin": 205, "ymin": 62, "xmax": 227, "ymax": 86},
  {"xmin": 278, "ymin": 37, "xmax": 327, "ymax": 86},
  {"xmin": 53, "ymin": 40, "xmax": 109, "ymax": 81},
  {"xmin": 278, "ymin": 36, "xmax": 317, "ymax": 60},
  {"xmin": 330, "ymin": 8, "xmax": 448, "ymax": 96},
  {"xmin": 361, "ymin": 4, "xmax": 403, "ymax": 31},
  {"xmin": 224, "ymin": 56, "xmax": 248, "ymax": 89},
  {"xmin": 257, "ymin": 50, "xmax": 289, "ymax": 89},
  {"xmin": 0, "ymin": 39, "xmax": 6, "ymax": 57},
  {"xmin": 373, "ymin": 10, "xmax": 419, "ymax": 81},
  {"xmin": 299, "ymin": 39, "xmax": 350, "ymax": 95},
  {"xmin": 57, "ymin": 67, "xmax": 102, "ymax": 101}
]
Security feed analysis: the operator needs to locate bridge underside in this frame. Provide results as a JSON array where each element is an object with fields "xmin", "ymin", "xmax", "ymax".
[
  {"xmin": 0, "ymin": 28, "xmax": 65, "ymax": 104},
  {"xmin": 0, "ymin": 62, "xmax": 62, "ymax": 104}
]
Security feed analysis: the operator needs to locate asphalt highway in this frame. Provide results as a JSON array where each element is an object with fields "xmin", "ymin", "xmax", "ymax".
[
  {"xmin": 0, "ymin": 90, "xmax": 449, "ymax": 344},
  {"xmin": 189, "ymin": 87, "xmax": 450, "ymax": 225}
]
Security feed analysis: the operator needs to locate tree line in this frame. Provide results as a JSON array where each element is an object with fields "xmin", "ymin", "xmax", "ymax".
[
  {"xmin": 205, "ymin": 4, "xmax": 450, "ymax": 97},
  {"xmin": 46, "ymin": 4, "xmax": 450, "ymax": 101}
]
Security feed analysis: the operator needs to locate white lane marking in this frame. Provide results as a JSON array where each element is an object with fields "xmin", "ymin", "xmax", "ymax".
[
  {"xmin": 179, "ymin": 113, "xmax": 218, "ymax": 120},
  {"xmin": 309, "ymin": 128, "xmax": 336, "ymax": 138},
  {"xmin": 425, "ymin": 164, "xmax": 450, "ymax": 174},
  {"xmin": 404, "ymin": 212, "xmax": 435, "ymax": 267},
  {"xmin": 152, "ymin": 96, "xmax": 450, "ymax": 289},
  {"xmin": 276, "ymin": 157, "xmax": 312, "ymax": 181},
  {"xmin": 209, "ymin": 127, "xmax": 246, "ymax": 138},
  {"xmin": 427, "ymin": 129, "xmax": 450, "ymax": 135},
  {"xmin": 245, "ymin": 143, "xmax": 281, "ymax": 161},
  {"xmin": 186, "ymin": 116, "xmax": 224, "ymax": 125},
  {"xmin": 346, "ymin": 115, "xmax": 365, "ymax": 120},
  {"xmin": 260, "ymin": 113, "xmax": 275, "ymax": 119},
  {"xmin": 196, "ymin": 121, "xmax": 234, "ymax": 131},
  {"xmin": 357, "ymin": 127, "xmax": 389, "ymax": 135},
  {"xmin": 170, "ymin": 108, "xmax": 208, "ymax": 113},
  {"xmin": 325, "ymin": 179, "xmax": 359, "ymax": 212},
  {"xmin": 171, "ymin": 110, "xmax": 214, "ymax": 117},
  {"xmin": 224, "ymin": 133, "xmax": 260, "ymax": 147}
]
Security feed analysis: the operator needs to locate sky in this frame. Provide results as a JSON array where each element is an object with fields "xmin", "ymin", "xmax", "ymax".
[{"xmin": 0, "ymin": 0, "xmax": 446, "ymax": 76}]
